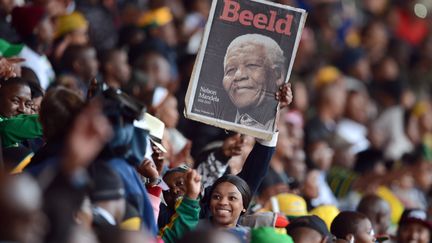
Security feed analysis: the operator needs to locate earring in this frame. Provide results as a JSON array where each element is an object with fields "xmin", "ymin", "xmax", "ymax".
[{"xmin": 242, "ymin": 209, "xmax": 246, "ymax": 213}]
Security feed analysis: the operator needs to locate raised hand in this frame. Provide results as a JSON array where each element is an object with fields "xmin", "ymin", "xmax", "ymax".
[
  {"xmin": 171, "ymin": 140, "xmax": 193, "ymax": 168},
  {"xmin": 275, "ymin": 82, "xmax": 293, "ymax": 109},
  {"xmin": 151, "ymin": 143, "xmax": 165, "ymax": 175},
  {"xmin": 62, "ymin": 99, "xmax": 113, "ymax": 175},
  {"xmin": 185, "ymin": 169, "xmax": 202, "ymax": 200},
  {"xmin": 137, "ymin": 158, "xmax": 159, "ymax": 180},
  {"xmin": 0, "ymin": 57, "xmax": 24, "ymax": 79},
  {"xmin": 222, "ymin": 133, "xmax": 245, "ymax": 158}
]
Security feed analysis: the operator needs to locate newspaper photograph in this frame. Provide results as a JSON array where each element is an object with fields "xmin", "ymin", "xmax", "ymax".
[{"xmin": 185, "ymin": 0, "xmax": 307, "ymax": 140}]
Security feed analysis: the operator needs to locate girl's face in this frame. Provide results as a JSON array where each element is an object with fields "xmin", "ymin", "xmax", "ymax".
[
  {"xmin": 354, "ymin": 218, "xmax": 376, "ymax": 243},
  {"xmin": 210, "ymin": 182, "xmax": 244, "ymax": 228}
]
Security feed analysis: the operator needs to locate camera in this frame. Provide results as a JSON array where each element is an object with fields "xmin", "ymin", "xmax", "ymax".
[{"xmin": 101, "ymin": 88, "xmax": 146, "ymax": 126}]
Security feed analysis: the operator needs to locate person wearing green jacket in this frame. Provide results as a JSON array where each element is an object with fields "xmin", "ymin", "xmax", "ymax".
[
  {"xmin": 0, "ymin": 114, "xmax": 42, "ymax": 148},
  {"xmin": 0, "ymin": 77, "xmax": 43, "ymax": 148},
  {"xmin": 159, "ymin": 169, "xmax": 202, "ymax": 243}
]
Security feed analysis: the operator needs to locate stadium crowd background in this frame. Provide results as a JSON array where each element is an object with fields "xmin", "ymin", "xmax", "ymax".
[{"xmin": 0, "ymin": 0, "xmax": 432, "ymax": 242}]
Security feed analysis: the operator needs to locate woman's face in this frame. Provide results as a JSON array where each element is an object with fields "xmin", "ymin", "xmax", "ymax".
[
  {"xmin": 398, "ymin": 222, "xmax": 431, "ymax": 243},
  {"xmin": 210, "ymin": 182, "xmax": 244, "ymax": 228},
  {"xmin": 355, "ymin": 218, "xmax": 376, "ymax": 243}
]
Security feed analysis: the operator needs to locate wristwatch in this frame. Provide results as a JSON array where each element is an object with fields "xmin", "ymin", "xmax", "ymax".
[{"xmin": 143, "ymin": 177, "xmax": 162, "ymax": 187}]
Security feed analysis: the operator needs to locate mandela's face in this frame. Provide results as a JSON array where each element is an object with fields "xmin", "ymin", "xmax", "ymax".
[{"xmin": 223, "ymin": 42, "xmax": 272, "ymax": 109}]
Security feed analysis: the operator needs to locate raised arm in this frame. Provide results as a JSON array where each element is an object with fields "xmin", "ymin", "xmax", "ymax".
[{"xmin": 238, "ymin": 83, "xmax": 292, "ymax": 197}]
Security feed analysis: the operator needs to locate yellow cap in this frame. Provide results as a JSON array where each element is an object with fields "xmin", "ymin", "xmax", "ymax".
[
  {"xmin": 314, "ymin": 66, "xmax": 341, "ymax": 89},
  {"xmin": 55, "ymin": 12, "xmax": 88, "ymax": 39},
  {"xmin": 309, "ymin": 205, "xmax": 340, "ymax": 230},
  {"xmin": 137, "ymin": 7, "xmax": 173, "ymax": 28},
  {"xmin": 274, "ymin": 193, "xmax": 307, "ymax": 217},
  {"xmin": 412, "ymin": 101, "xmax": 430, "ymax": 118},
  {"xmin": 120, "ymin": 217, "xmax": 141, "ymax": 231},
  {"xmin": 345, "ymin": 29, "xmax": 361, "ymax": 48}
]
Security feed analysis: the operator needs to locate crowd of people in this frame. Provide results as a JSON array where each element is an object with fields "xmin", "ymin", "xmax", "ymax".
[{"xmin": 0, "ymin": 0, "xmax": 432, "ymax": 242}]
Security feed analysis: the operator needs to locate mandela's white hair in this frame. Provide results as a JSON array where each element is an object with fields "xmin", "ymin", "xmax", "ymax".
[{"xmin": 224, "ymin": 34, "xmax": 286, "ymax": 75}]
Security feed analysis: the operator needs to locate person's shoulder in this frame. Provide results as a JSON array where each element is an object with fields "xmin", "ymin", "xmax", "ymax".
[
  {"xmin": 19, "ymin": 45, "xmax": 39, "ymax": 60},
  {"xmin": 0, "ymin": 114, "xmax": 39, "ymax": 123}
]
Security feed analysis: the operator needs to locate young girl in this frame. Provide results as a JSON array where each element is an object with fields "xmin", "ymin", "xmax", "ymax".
[{"xmin": 207, "ymin": 175, "xmax": 251, "ymax": 228}]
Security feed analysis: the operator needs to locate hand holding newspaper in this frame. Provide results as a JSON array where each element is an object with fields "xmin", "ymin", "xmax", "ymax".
[{"xmin": 185, "ymin": 0, "xmax": 307, "ymax": 140}]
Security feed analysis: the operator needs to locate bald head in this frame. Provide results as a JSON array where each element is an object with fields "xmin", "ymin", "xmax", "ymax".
[
  {"xmin": 222, "ymin": 34, "xmax": 286, "ymax": 110},
  {"xmin": 224, "ymin": 33, "xmax": 286, "ymax": 78},
  {"xmin": 357, "ymin": 194, "xmax": 391, "ymax": 235},
  {"xmin": 357, "ymin": 194, "xmax": 389, "ymax": 215}
]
